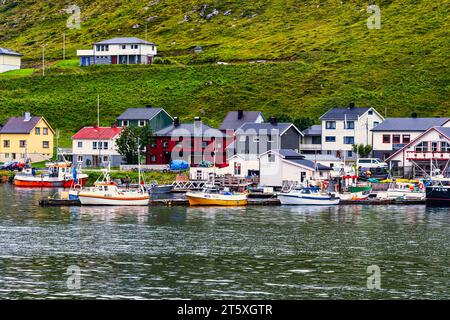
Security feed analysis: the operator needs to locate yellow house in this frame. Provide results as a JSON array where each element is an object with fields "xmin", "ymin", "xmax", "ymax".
[
  {"xmin": 0, "ymin": 47, "xmax": 22, "ymax": 73},
  {"xmin": 0, "ymin": 112, "xmax": 55, "ymax": 163}
]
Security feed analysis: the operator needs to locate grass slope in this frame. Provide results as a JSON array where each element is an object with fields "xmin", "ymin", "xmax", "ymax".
[{"xmin": 0, "ymin": 0, "xmax": 449, "ymax": 146}]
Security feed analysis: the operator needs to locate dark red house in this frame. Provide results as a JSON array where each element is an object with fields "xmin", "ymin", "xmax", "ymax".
[{"xmin": 146, "ymin": 117, "xmax": 231, "ymax": 167}]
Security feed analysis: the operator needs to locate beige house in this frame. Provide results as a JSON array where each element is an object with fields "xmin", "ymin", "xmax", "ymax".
[{"xmin": 0, "ymin": 48, "xmax": 22, "ymax": 73}]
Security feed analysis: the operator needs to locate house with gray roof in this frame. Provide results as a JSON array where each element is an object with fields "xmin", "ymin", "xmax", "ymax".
[
  {"xmin": 219, "ymin": 110, "xmax": 265, "ymax": 131},
  {"xmin": 233, "ymin": 117, "xmax": 303, "ymax": 160},
  {"xmin": 0, "ymin": 47, "xmax": 23, "ymax": 73},
  {"xmin": 371, "ymin": 116, "xmax": 450, "ymax": 159},
  {"xmin": 300, "ymin": 124, "xmax": 322, "ymax": 154},
  {"xmin": 319, "ymin": 103, "xmax": 384, "ymax": 160},
  {"xmin": 117, "ymin": 107, "xmax": 173, "ymax": 131},
  {"xmin": 77, "ymin": 37, "xmax": 157, "ymax": 66},
  {"xmin": 259, "ymin": 149, "xmax": 331, "ymax": 188}
]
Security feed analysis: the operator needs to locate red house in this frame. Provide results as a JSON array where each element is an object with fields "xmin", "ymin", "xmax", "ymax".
[{"xmin": 146, "ymin": 117, "xmax": 230, "ymax": 167}]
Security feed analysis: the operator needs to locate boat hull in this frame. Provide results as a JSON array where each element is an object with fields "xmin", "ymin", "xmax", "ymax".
[
  {"xmin": 78, "ymin": 193, "xmax": 149, "ymax": 206},
  {"xmin": 186, "ymin": 193, "xmax": 248, "ymax": 206},
  {"xmin": 426, "ymin": 186, "xmax": 450, "ymax": 206},
  {"xmin": 14, "ymin": 176, "xmax": 88, "ymax": 188},
  {"xmin": 279, "ymin": 194, "xmax": 340, "ymax": 205}
]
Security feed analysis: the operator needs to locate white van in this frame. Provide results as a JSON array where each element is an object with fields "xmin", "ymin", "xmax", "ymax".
[{"xmin": 357, "ymin": 158, "xmax": 388, "ymax": 169}]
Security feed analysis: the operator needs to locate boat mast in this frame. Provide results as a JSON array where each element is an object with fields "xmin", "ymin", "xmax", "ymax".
[{"xmin": 137, "ymin": 137, "xmax": 142, "ymax": 187}]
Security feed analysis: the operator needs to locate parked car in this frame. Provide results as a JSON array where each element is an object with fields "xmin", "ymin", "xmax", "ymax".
[
  {"xmin": 0, "ymin": 161, "xmax": 25, "ymax": 171},
  {"xmin": 357, "ymin": 158, "xmax": 388, "ymax": 169},
  {"xmin": 358, "ymin": 166, "xmax": 390, "ymax": 181}
]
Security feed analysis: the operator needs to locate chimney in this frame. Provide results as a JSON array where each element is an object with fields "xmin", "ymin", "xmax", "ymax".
[
  {"xmin": 411, "ymin": 112, "xmax": 418, "ymax": 118},
  {"xmin": 145, "ymin": 105, "xmax": 153, "ymax": 109},
  {"xmin": 174, "ymin": 117, "xmax": 180, "ymax": 127},
  {"xmin": 269, "ymin": 116, "xmax": 277, "ymax": 125},
  {"xmin": 24, "ymin": 112, "xmax": 31, "ymax": 122},
  {"xmin": 111, "ymin": 122, "xmax": 117, "ymax": 128},
  {"xmin": 237, "ymin": 110, "xmax": 244, "ymax": 120},
  {"xmin": 348, "ymin": 102, "xmax": 355, "ymax": 109}
]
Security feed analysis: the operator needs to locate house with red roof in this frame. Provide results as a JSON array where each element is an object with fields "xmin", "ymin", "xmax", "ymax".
[{"xmin": 72, "ymin": 125, "xmax": 123, "ymax": 167}]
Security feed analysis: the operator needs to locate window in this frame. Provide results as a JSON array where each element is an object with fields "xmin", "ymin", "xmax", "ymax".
[
  {"xmin": 344, "ymin": 136, "xmax": 355, "ymax": 145},
  {"xmin": 327, "ymin": 150, "xmax": 332, "ymax": 155},
  {"xmin": 43, "ymin": 128, "xmax": 48, "ymax": 135},
  {"xmin": 103, "ymin": 156, "xmax": 109, "ymax": 162},
  {"xmin": 78, "ymin": 156, "xmax": 83, "ymax": 162},
  {"xmin": 403, "ymin": 135, "xmax": 411, "ymax": 144},
  {"xmin": 150, "ymin": 155, "xmax": 156, "ymax": 162},
  {"xmin": 392, "ymin": 135, "xmax": 401, "ymax": 144},
  {"xmin": 3, "ymin": 140, "xmax": 10, "ymax": 148},
  {"xmin": 122, "ymin": 120, "xmax": 129, "ymax": 127},
  {"xmin": 122, "ymin": 45, "xmax": 126, "ymax": 50},
  {"xmin": 415, "ymin": 141, "xmax": 428, "ymax": 152},
  {"xmin": 35, "ymin": 127, "xmax": 41, "ymax": 135},
  {"xmin": 373, "ymin": 121, "xmax": 380, "ymax": 128},
  {"xmin": 234, "ymin": 163, "xmax": 242, "ymax": 175},
  {"xmin": 5, "ymin": 153, "xmax": 9, "ymax": 159},
  {"xmin": 93, "ymin": 142, "xmax": 97, "ymax": 150},
  {"xmin": 345, "ymin": 121, "xmax": 355, "ymax": 129},
  {"xmin": 43, "ymin": 141, "xmax": 50, "ymax": 149},
  {"xmin": 325, "ymin": 136, "xmax": 336, "ymax": 142},
  {"xmin": 77, "ymin": 141, "xmax": 83, "ymax": 148},
  {"xmin": 131, "ymin": 44, "xmax": 138, "ymax": 49},
  {"xmin": 138, "ymin": 120, "xmax": 146, "ymax": 127},
  {"xmin": 268, "ymin": 152, "xmax": 275, "ymax": 162},
  {"xmin": 368, "ymin": 110, "xmax": 373, "ymax": 115},
  {"xmin": 382, "ymin": 135, "xmax": 391, "ymax": 144},
  {"xmin": 347, "ymin": 151, "xmax": 353, "ymax": 157},
  {"xmin": 431, "ymin": 142, "xmax": 438, "ymax": 152},
  {"xmin": 202, "ymin": 141, "xmax": 209, "ymax": 148},
  {"xmin": 253, "ymin": 137, "xmax": 260, "ymax": 143},
  {"xmin": 325, "ymin": 121, "xmax": 336, "ymax": 130},
  {"xmin": 103, "ymin": 142, "xmax": 109, "ymax": 150},
  {"xmin": 441, "ymin": 142, "xmax": 450, "ymax": 152},
  {"xmin": 150, "ymin": 142, "xmax": 157, "ymax": 148},
  {"xmin": 19, "ymin": 140, "xmax": 26, "ymax": 148},
  {"xmin": 162, "ymin": 141, "xmax": 169, "ymax": 149}
]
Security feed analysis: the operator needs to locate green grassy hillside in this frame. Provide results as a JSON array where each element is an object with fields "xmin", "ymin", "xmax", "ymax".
[{"xmin": 0, "ymin": 0, "xmax": 449, "ymax": 146}]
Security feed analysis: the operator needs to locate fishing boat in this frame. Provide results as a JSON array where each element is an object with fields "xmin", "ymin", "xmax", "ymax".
[
  {"xmin": 425, "ymin": 178, "xmax": 450, "ymax": 206},
  {"xmin": 147, "ymin": 181, "xmax": 173, "ymax": 194},
  {"xmin": 376, "ymin": 180, "xmax": 425, "ymax": 200},
  {"xmin": 278, "ymin": 187, "xmax": 340, "ymax": 205},
  {"xmin": 186, "ymin": 187, "xmax": 248, "ymax": 206},
  {"xmin": 339, "ymin": 184, "xmax": 372, "ymax": 201},
  {"xmin": 13, "ymin": 161, "xmax": 88, "ymax": 188}
]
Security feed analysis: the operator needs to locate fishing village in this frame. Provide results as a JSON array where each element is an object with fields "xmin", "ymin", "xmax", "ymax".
[{"xmin": 0, "ymin": 94, "xmax": 449, "ymax": 208}]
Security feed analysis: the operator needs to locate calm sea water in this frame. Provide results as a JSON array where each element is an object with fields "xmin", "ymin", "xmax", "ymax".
[{"xmin": 0, "ymin": 184, "xmax": 448, "ymax": 300}]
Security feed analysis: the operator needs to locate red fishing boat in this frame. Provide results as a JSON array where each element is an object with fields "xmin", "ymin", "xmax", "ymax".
[{"xmin": 13, "ymin": 161, "xmax": 88, "ymax": 188}]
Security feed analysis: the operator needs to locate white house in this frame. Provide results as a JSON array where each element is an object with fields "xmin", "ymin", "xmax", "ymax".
[
  {"xmin": 0, "ymin": 47, "xmax": 22, "ymax": 73},
  {"xmin": 72, "ymin": 126, "xmax": 123, "ymax": 167},
  {"xmin": 386, "ymin": 126, "xmax": 450, "ymax": 177},
  {"xmin": 77, "ymin": 37, "xmax": 157, "ymax": 66},
  {"xmin": 259, "ymin": 149, "xmax": 331, "ymax": 188},
  {"xmin": 371, "ymin": 116, "xmax": 450, "ymax": 160},
  {"xmin": 319, "ymin": 103, "xmax": 384, "ymax": 160}
]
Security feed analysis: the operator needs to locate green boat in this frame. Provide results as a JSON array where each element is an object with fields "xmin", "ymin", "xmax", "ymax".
[{"xmin": 349, "ymin": 185, "xmax": 372, "ymax": 193}]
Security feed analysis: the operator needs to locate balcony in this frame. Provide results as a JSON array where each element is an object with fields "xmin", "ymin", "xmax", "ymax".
[
  {"xmin": 299, "ymin": 144, "xmax": 322, "ymax": 151},
  {"xmin": 406, "ymin": 151, "xmax": 450, "ymax": 161}
]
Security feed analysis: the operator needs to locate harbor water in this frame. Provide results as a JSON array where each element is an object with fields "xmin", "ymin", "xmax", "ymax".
[{"xmin": 0, "ymin": 184, "xmax": 448, "ymax": 299}]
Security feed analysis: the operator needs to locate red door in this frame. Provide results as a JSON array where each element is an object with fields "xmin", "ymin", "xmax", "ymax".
[{"xmin": 111, "ymin": 56, "xmax": 118, "ymax": 65}]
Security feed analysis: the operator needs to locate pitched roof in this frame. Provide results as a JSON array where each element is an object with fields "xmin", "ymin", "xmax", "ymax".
[
  {"xmin": 72, "ymin": 127, "xmax": 122, "ymax": 140},
  {"xmin": 0, "ymin": 47, "xmax": 23, "ymax": 57},
  {"xmin": 154, "ymin": 123, "xmax": 225, "ymax": 137},
  {"xmin": 287, "ymin": 158, "xmax": 331, "ymax": 171},
  {"xmin": 303, "ymin": 125, "xmax": 322, "ymax": 136},
  {"xmin": 371, "ymin": 118, "xmax": 450, "ymax": 132},
  {"xmin": 0, "ymin": 116, "xmax": 42, "ymax": 134},
  {"xmin": 277, "ymin": 149, "xmax": 305, "ymax": 159},
  {"xmin": 266, "ymin": 149, "xmax": 331, "ymax": 170},
  {"xmin": 434, "ymin": 127, "xmax": 450, "ymax": 138},
  {"xmin": 219, "ymin": 111, "xmax": 264, "ymax": 130},
  {"xmin": 95, "ymin": 37, "xmax": 156, "ymax": 45},
  {"xmin": 117, "ymin": 108, "xmax": 170, "ymax": 121},
  {"xmin": 320, "ymin": 107, "xmax": 371, "ymax": 120},
  {"xmin": 235, "ymin": 122, "xmax": 300, "ymax": 135}
]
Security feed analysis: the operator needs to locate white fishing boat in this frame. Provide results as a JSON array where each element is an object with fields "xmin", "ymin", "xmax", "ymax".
[
  {"xmin": 278, "ymin": 187, "xmax": 340, "ymax": 205},
  {"xmin": 77, "ymin": 138, "xmax": 149, "ymax": 206},
  {"xmin": 376, "ymin": 181, "xmax": 425, "ymax": 200}
]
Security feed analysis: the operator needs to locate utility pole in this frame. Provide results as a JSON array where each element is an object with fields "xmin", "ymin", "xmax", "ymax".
[
  {"xmin": 145, "ymin": 23, "xmax": 148, "ymax": 42},
  {"xmin": 41, "ymin": 44, "xmax": 47, "ymax": 77},
  {"xmin": 97, "ymin": 94, "xmax": 100, "ymax": 127},
  {"xmin": 63, "ymin": 32, "xmax": 66, "ymax": 60}
]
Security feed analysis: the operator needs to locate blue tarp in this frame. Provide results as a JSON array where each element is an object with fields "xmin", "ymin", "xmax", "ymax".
[{"xmin": 170, "ymin": 160, "xmax": 189, "ymax": 171}]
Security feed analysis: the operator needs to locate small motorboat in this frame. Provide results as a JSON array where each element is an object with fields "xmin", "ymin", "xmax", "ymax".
[
  {"xmin": 339, "ymin": 184, "xmax": 372, "ymax": 201},
  {"xmin": 278, "ymin": 187, "xmax": 340, "ymax": 205},
  {"xmin": 186, "ymin": 187, "xmax": 248, "ymax": 206},
  {"xmin": 147, "ymin": 181, "xmax": 173, "ymax": 194},
  {"xmin": 425, "ymin": 177, "xmax": 450, "ymax": 206},
  {"xmin": 376, "ymin": 181, "xmax": 425, "ymax": 200},
  {"xmin": 14, "ymin": 161, "xmax": 88, "ymax": 188},
  {"xmin": 78, "ymin": 170, "xmax": 149, "ymax": 206}
]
